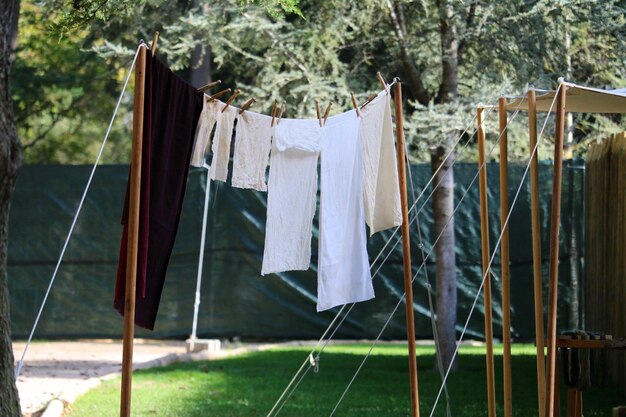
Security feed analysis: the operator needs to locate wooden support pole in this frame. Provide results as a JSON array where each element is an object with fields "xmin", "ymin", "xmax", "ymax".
[
  {"xmin": 478, "ymin": 107, "xmax": 497, "ymax": 417},
  {"xmin": 528, "ymin": 89, "xmax": 547, "ymax": 417},
  {"xmin": 499, "ymin": 97, "xmax": 513, "ymax": 417},
  {"xmin": 120, "ymin": 44, "xmax": 147, "ymax": 417},
  {"xmin": 545, "ymin": 82, "xmax": 567, "ymax": 417},
  {"xmin": 393, "ymin": 82, "xmax": 420, "ymax": 417}
]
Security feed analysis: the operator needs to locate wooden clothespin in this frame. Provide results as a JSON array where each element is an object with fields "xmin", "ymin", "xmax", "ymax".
[
  {"xmin": 222, "ymin": 89, "xmax": 241, "ymax": 112},
  {"xmin": 315, "ymin": 99, "xmax": 322, "ymax": 127},
  {"xmin": 376, "ymin": 71, "xmax": 388, "ymax": 91},
  {"xmin": 323, "ymin": 102, "xmax": 333, "ymax": 126},
  {"xmin": 351, "ymin": 92, "xmax": 361, "ymax": 117},
  {"xmin": 150, "ymin": 31, "xmax": 159, "ymax": 56},
  {"xmin": 239, "ymin": 97, "xmax": 256, "ymax": 114},
  {"xmin": 360, "ymin": 93, "xmax": 378, "ymax": 110},
  {"xmin": 277, "ymin": 102, "xmax": 285, "ymax": 124},
  {"xmin": 199, "ymin": 80, "xmax": 222, "ymax": 94},
  {"xmin": 207, "ymin": 87, "xmax": 230, "ymax": 101},
  {"xmin": 270, "ymin": 99, "xmax": 278, "ymax": 127}
]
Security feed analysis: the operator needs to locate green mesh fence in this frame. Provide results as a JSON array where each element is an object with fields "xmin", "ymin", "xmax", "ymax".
[{"xmin": 8, "ymin": 160, "xmax": 584, "ymax": 340}]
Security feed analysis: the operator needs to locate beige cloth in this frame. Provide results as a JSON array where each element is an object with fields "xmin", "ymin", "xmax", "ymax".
[
  {"xmin": 232, "ymin": 111, "xmax": 273, "ymax": 191},
  {"xmin": 359, "ymin": 91, "xmax": 402, "ymax": 235},
  {"xmin": 209, "ymin": 102, "xmax": 237, "ymax": 182},
  {"xmin": 190, "ymin": 98, "xmax": 219, "ymax": 167}
]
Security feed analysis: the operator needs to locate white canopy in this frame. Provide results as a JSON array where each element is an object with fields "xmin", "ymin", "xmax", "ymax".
[{"xmin": 500, "ymin": 82, "xmax": 626, "ymax": 114}]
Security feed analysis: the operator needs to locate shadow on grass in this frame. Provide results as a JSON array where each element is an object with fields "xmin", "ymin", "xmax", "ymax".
[{"xmin": 69, "ymin": 346, "xmax": 624, "ymax": 417}]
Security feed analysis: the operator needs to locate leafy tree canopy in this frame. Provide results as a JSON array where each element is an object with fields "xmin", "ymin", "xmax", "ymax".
[{"xmin": 13, "ymin": 0, "xmax": 626, "ymax": 163}]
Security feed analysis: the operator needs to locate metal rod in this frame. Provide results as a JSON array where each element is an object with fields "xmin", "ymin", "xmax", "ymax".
[{"xmin": 190, "ymin": 169, "xmax": 211, "ymax": 348}]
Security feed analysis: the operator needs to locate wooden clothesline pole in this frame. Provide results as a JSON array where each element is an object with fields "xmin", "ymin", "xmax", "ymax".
[
  {"xmin": 528, "ymin": 89, "xmax": 547, "ymax": 417},
  {"xmin": 545, "ymin": 82, "xmax": 567, "ymax": 417},
  {"xmin": 119, "ymin": 43, "xmax": 147, "ymax": 417},
  {"xmin": 499, "ymin": 97, "xmax": 513, "ymax": 417},
  {"xmin": 477, "ymin": 106, "xmax": 497, "ymax": 417},
  {"xmin": 393, "ymin": 81, "xmax": 420, "ymax": 417}
]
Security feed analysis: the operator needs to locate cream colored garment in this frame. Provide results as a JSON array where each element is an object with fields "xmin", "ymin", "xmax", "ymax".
[
  {"xmin": 232, "ymin": 111, "xmax": 273, "ymax": 191},
  {"xmin": 359, "ymin": 91, "xmax": 402, "ymax": 235},
  {"xmin": 209, "ymin": 102, "xmax": 237, "ymax": 182},
  {"xmin": 261, "ymin": 118, "xmax": 321, "ymax": 275},
  {"xmin": 190, "ymin": 98, "xmax": 219, "ymax": 167}
]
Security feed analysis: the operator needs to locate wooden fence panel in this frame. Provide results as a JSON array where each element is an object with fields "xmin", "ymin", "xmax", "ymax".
[{"xmin": 585, "ymin": 132, "xmax": 626, "ymax": 395}]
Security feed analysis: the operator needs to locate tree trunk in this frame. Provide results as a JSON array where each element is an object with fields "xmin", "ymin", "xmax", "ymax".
[
  {"xmin": 0, "ymin": 1, "xmax": 23, "ymax": 416},
  {"xmin": 431, "ymin": 0, "xmax": 459, "ymax": 372},
  {"xmin": 190, "ymin": 44, "xmax": 211, "ymax": 88},
  {"xmin": 431, "ymin": 144, "xmax": 457, "ymax": 371},
  {"xmin": 189, "ymin": 1, "xmax": 212, "ymax": 88}
]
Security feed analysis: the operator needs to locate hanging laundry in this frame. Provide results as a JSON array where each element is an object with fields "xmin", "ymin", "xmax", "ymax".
[
  {"xmin": 190, "ymin": 97, "xmax": 219, "ymax": 167},
  {"xmin": 317, "ymin": 110, "xmax": 374, "ymax": 311},
  {"xmin": 114, "ymin": 55, "xmax": 203, "ymax": 330},
  {"xmin": 208, "ymin": 102, "xmax": 237, "ymax": 182},
  {"xmin": 359, "ymin": 92, "xmax": 402, "ymax": 235},
  {"xmin": 232, "ymin": 111, "xmax": 273, "ymax": 191},
  {"xmin": 261, "ymin": 118, "xmax": 321, "ymax": 275}
]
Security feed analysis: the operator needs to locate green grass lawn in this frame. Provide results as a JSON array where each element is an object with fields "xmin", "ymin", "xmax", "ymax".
[{"xmin": 69, "ymin": 344, "xmax": 623, "ymax": 417}]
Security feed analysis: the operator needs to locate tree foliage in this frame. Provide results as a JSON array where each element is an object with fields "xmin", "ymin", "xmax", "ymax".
[{"xmin": 15, "ymin": 0, "xmax": 625, "ymax": 163}]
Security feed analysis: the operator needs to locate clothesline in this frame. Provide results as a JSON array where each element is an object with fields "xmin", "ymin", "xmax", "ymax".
[{"xmin": 197, "ymin": 77, "xmax": 399, "ymax": 123}]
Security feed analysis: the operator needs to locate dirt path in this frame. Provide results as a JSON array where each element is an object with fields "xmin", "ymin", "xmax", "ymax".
[{"xmin": 12, "ymin": 339, "xmax": 187, "ymax": 415}]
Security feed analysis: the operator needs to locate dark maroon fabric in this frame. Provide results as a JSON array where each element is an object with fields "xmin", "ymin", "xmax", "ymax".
[{"xmin": 114, "ymin": 55, "xmax": 203, "ymax": 330}]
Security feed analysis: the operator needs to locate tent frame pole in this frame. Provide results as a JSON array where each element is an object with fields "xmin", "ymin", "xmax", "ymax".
[
  {"xmin": 499, "ymin": 97, "xmax": 513, "ymax": 417},
  {"xmin": 477, "ymin": 106, "xmax": 497, "ymax": 417},
  {"xmin": 119, "ymin": 43, "xmax": 147, "ymax": 417},
  {"xmin": 528, "ymin": 90, "xmax": 547, "ymax": 417},
  {"xmin": 393, "ymin": 81, "xmax": 420, "ymax": 417},
  {"xmin": 545, "ymin": 82, "xmax": 567, "ymax": 417}
]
